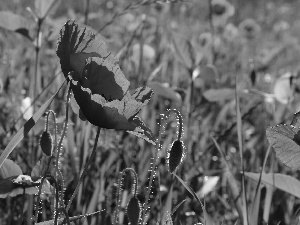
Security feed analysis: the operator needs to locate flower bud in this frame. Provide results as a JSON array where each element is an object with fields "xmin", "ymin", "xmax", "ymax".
[
  {"xmin": 39, "ymin": 131, "xmax": 53, "ymax": 156},
  {"xmin": 168, "ymin": 140, "xmax": 184, "ymax": 173},
  {"xmin": 127, "ymin": 196, "xmax": 141, "ymax": 225}
]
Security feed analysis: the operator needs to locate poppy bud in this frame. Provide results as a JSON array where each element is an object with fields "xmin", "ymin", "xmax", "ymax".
[
  {"xmin": 127, "ymin": 196, "xmax": 141, "ymax": 225},
  {"xmin": 40, "ymin": 131, "xmax": 53, "ymax": 156},
  {"xmin": 168, "ymin": 140, "xmax": 184, "ymax": 173}
]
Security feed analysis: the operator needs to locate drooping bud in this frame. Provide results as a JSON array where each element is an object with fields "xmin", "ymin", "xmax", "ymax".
[
  {"xmin": 40, "ymin": 130, "xmax": 53, "ymax": 156},
  {"xmin": 168, "ymin": 140, "xmax": 184, "ymax": 173},
  {"xmin": 126, "ymin": 196, "xmax": 141, "ymax": 225}
]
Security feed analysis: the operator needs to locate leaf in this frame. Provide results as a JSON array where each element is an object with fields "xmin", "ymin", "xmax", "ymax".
[
  {"xmin": 263, "ymin": 185, "xmax": 273, "ymax": 223},
  {"xmin": 198, "ymin": 176, "xmax": 219, "ymax": 198},
  {"xmin": 245, "ymin": 172, "xmax": 300, "ymax": 199},
  {"xmin": 174, "ymin": 174, "xmax": 216, "ymax": 225},
  {"xmin": 148, "ymin": 82, "xmax": 181, "ymax": 102},
  {"xmin": 0, "ymin": 80, "xmax": 64, "ymax": 169},
  {"xmin": 0, "ymin": 175, "xmax": 52, "ymax": 198},
  {"xmin": 266, "ymin": 124, "xmax": 300, "ymax": 170},
  {"xmin": 162, "ymin": 184, "xmax": 173, "ymax": 225},
  {"xmin": 127, "ymin": 117, "xmax": 157, "ymax": 145},
  {"xmin": 0, "ymin": 11, "xmax": 32, "ymax": 40},
  {"xmin": 198, "ymin": 64, "xmax": 218, "ymax": 82},
  {"xmin": 0, "ymin": 159, "xmax": 22, "ymax": 179},
  {"xmin": 35, "ymin": 0, "xmax": 57, "ymax": 19},
  {"xmin": 203, "ymin": 88, "xmax": 235, "ymax": 102},
  {"xmin": 273, "ymin": 73, "xmax": 293, "ymax": 104}
]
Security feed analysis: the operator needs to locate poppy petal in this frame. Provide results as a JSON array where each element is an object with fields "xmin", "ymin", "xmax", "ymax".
[
  {"xmin": 82, "ymin": 57, "xmax": 129, "ymax": 100},
  {"xmin": 69, "ymin": 73, "xmax": 136, "ymax": 130},
  {"xmin": 127, "ymin": 117, "xmax": 157, "ymax": 145},
  {"xmin": 56, "ymin": 20, "xmax": 118, "ymax": 78}
]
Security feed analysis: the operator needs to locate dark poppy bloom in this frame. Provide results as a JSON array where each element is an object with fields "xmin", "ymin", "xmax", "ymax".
[
  {"xmin": 56, "ymin": 20, "xmax": 156, "ymax": 144},
  {"xmin": 211, "ymin": 0, "xmax": 235, "ymax": 27},
  {"xmin": 238, "ymin": 18, "xmax": 261, "ymax": 40}
]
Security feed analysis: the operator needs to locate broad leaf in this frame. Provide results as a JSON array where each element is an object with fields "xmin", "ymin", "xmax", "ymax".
[
  {"xmin": 0, "ymin": 175, "xmax": 51, "ymax": 198},
  {"xmin": 0, "ymin": 11, "xmax": 32, "ymax": 40},
  {"xmin": 266, "ymin": 124, "xmax": 300, "ymax": 170},
  {"xmin": 245, "ymin": 172, "xmax": 300, "ymax": 199}
]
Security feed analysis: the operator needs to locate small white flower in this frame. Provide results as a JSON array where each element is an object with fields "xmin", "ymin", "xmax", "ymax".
[{"xmin": 20, "ymin": 97, "xmax": 33, "ymax": 120}]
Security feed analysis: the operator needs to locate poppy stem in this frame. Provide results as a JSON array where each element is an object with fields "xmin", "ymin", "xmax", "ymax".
[
  {"xmin": 66, "ymin": 126, "xmax": 101, "ymax": 212},
  {"xmin": 141, "ymin": 114, "xmax": 164, "ymax": 224},
  {"xmin": 55, "ymin": 87, "xmax": 71, "ymax": 208}
]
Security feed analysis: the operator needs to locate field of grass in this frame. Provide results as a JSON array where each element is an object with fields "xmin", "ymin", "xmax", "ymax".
[{"xmin": 2, "ymin": 0, "xmax": 300, "ymax": 224}]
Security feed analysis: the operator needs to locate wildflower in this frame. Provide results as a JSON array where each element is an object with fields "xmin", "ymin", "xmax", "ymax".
[
  {"xmin": 198, "ymin": 32, "xmax": 220, "ymax": 49},
  {"xmin": 20, "ymin": 97, "xmax": 33, "ymax": 120},
  {"xmin": 223, "ymin": 23, "xmax": 239, "ymax": 41},
  {"xmin": 56, "ymin": 20, "xmax": 156, "ymax": 144},
  {"xmin": 211, "ymin": 0, "xmax": 235, "ymax": 27},
  {"xmin": 238, "ymin": 18, "xmax": 261, "ymax": 40}
]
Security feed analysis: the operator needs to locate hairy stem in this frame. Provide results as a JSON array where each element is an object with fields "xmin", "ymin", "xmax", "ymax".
[{"xmin": 141, "ymin": 114, "xmax": 164, "ymax": 224}]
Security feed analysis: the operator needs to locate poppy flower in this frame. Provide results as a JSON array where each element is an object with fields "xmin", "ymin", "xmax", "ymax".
[
  {"xmin": 211, "ymin": 0, "xmax": 235, "ymax": 27},
  {"xmin": 56, "ymin": 20, "xmax": 156, "ymax": 144},
  {"xmin": 238, "ymin": 18, "xmax": 261, "ymax": 40}
]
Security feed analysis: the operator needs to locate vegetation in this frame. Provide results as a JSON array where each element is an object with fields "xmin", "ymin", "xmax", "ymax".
[{"xmin": 1, "ymin": 0, "xmax": 300, "ymax": 225}]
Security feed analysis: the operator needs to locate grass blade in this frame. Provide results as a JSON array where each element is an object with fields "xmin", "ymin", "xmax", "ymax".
[
  {"xmin": 0, "ymin": 80, "xmax": 65, "ymax": 169},
  {"xmin": 174, "ymin": 174, "xmax": 216, "ymax": 225},
  {"xmin": 235, "ymin": 77, "xmax": 249, "ymax": 225}
]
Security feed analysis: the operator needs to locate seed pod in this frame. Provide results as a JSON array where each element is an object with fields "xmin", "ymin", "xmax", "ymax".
[
  {"xmin": 168, "ymin": 140, "xmax": 184, "ymax": 173},
  {"xmin": 127, "ymin": 196, "xmax": 141, "ymax": 225},
  {"xmin": 250, "ymin": 69, "xmax": 256, "ymax": 86},
  {"xmin": 40, "ymin": 131, "xmax": 53, "ymax": 156}
]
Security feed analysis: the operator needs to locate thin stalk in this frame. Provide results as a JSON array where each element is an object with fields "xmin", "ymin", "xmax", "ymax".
[
  {"xmin": 235, "ymin": 76, "xmax": 249, "ymax": 225},
  {"xmin": 66, "ymin": 126, "xmax": 101, "ymax": 211},
  {"xmin": 56, "ymin": 207, "xmax": 71, "ymax": 225},
  {"xmin": 141, "ymin": 114, "xmax": 164, "ymax": 224},
  {"xmin": 84, "ymin": 0, "xmax": 90, "ymax": 24},
  {"xmin": 33, "ymin": 19, "xmax": 42, "ymax": 112},
  {"xmin": 208, "ymin": 0, "xmax": 216, "ymax": 66},
  {"xmin": 46, "ymin": 110, "xmax": 58, "ymax": 152},
  {"xmin": 114, "ymin": 172, "xmax": 123, "ymax": 225},
  {"xmin": 55, "ymin": 87, "xmax": 71, "ymax": 206}
]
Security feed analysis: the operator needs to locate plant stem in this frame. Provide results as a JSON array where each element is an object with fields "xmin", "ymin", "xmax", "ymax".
[
  {"xmin": 141, "ymin": 114, "xmax": 164, "ymax": 224},
  {"xmin": 55, "ymin": 87, "xmax": 71, "ymax": 206},
  {"xmin": 66, "ymin": 126, "xmax": 101, "ymax": 211},
  {"xmin": 84, "ymin": 0, "xmax": 90, "ymax": 24}
]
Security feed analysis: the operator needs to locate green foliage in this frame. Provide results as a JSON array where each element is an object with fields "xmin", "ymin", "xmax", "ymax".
[{"xmin": 2, "ymin": 0, "xmax": 300, "ymax": 225}]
